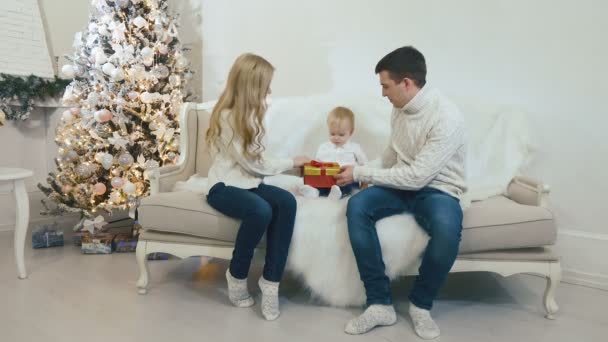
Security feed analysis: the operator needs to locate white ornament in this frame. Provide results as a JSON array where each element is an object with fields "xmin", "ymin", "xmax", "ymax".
[
  {"xmin": 98, "ymin": 25, "xmax": 109, "ymax": 36},
  {"xmin": 102, "ymin": 62, "xmax": 115, "ymax": 75},
  {"xmin": 175, "ymin": 56, "xmax": 188, "ymax": 70},
  {"xmin": 140, "ymin": 92, "xmax": 155, "ymax": 103},
  {"xmin": 61, "ymin": 65, "xmax": 75, "ymax": 78},
  {"xmin": 168, "ymin": 74, "xmax": 180, "ymax": 87},
  {"xmin": 127, "ymin": 91, "xmax": 139, "ymax": 100},
  {"xmin": 140, "ymin": 46, "xmax": 154, "ymax": 58},
  {"xmin": 123, "ymin": 181, "xmax": 136, "ymax": 195},
  {"xmin": 94, "ymin": 152, "xmax": 105, "ymax": 163},
  {"xmin": 87, "ymin": 92, "xmax": 99, "ymax": 105},
  {"xmin": 111, "ymin": 68, "xmax": 124, "ymax": 81},
  {"xmin": 101, "ymin": 153, "xmax": 114, "ymax": 170},
  {"xmin": 158, "ymin": 44, "xmax": 168, "ymax": 55},
  {"xmin": 118, "ymin": 153, "xmax": 134, "ymax": 167},
  {"xmin": 95, "ymin": 51, "xmax": 108, "ymax": 65},
  {"xmin": 94, "ymin": 109, "xmax": 112, "ymax": 122},
  {"xmin": 133, "ymin": 16, "xmax": 147, "ymax": 29},
  {"xmin": 152, "ymin": 65, "xmax": 169, "ymax": 78},
  {"xmin": 111, "ymin": 177, "xmax": 124, "ymax": 189},
  {"xmin": 62, "ymin": 110, "xmax": 75, "ymax": 123},
  {"xmin": 143, "ymin": 57, "xmax": 153, "ymax": 66},
  {"xmin": 114, "ymin": 0, "xmax": 129, "ymax": 8}
]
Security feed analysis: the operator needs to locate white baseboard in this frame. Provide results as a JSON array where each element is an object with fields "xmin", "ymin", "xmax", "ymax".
[
  {"xmin": 556, "ymin": 229, "xmax": 608, "ymax": 291},
  {"xmin": 561, "ymin": 269, "xmax": 608, "ymax": 291}
]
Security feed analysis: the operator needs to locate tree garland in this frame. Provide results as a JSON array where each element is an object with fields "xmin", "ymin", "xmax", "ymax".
[{"xmin": 0, "ymin": 73, "xmax": 70, "ymax": 122}]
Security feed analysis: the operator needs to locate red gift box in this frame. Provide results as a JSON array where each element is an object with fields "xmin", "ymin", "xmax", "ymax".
[{"xmin": 303, "ymin": 161, "xmax": 340, "ymax": 188}]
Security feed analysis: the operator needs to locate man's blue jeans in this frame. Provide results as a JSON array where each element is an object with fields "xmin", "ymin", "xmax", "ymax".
[
  {"xmin": 346, "ymin": 186, "xmax": 463, "ymax": 310},
  {"xmin": 206, "ymin": 182, "xmax": 297, "ymax": 282}
]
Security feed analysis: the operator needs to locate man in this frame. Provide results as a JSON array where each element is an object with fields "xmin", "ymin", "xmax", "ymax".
[{"xmin": 335, "ymin": 46, "xmax": 466, "ymax": 339}]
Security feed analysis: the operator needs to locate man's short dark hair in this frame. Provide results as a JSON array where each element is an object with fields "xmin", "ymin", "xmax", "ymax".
[{"xmin": 375, "ymin": 46, "xmax": 427, "ymax": 87}]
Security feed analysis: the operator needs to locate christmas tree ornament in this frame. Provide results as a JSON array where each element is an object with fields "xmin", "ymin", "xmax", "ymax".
[
  {"xmin": 111, "ymin": 68, "xmax": 125, "ymax": 81},
  {"xmin": 94, "ymin": 109, "xmax": 113, "ymax": 122},
  {"xmin": 61, "ymin": 65, "xmax": 76, "ymax": 78},
  {"xmin": 111, "ymin": 177, "xmax": 125, "ymax": 189},
  {"xmin": 102, "ymin": 62, "xmax": 116, "ymax": 75},
  {"xmin": 101, "ymin": 153, "xmax": 114, "ymax": 170},
  {"xmin": 133, "ymin": 16, "xmax": 147, "ymax": 28},
  {"xmin": 62, "ymin": 110, "xmax": 75, "ymax": 123},
  {"xmin": 93, "ymin": 183, "xmax": 107, "ymax": 195},
  {"xmin": 123, "ymin": 181, "xmax": 136, "ymax": 195},
  {"xmin": 118, "ymin": 152, "xmax": 134, "ymax": 167}
]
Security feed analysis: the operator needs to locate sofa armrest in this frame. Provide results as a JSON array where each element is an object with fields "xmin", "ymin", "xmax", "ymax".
[
  {"xmin": 149, "ymin": 103, "xmax": 198, "ymax": 195},
  {"xmin": 149, "ymin": 163, "xmax": 194, "ymax": 195},
  {"xmin": 506, "ymin": 176, "xmax": 551, "ymax": 207}
]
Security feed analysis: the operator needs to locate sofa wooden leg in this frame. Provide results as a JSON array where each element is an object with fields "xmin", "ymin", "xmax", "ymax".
[
  {"xmin": 543, "ymin": 262, "xmax": 561, "ymax": 319},
  {"xmin": 136, "ymin": 241, "xmax": 150, "ymax": 295}
]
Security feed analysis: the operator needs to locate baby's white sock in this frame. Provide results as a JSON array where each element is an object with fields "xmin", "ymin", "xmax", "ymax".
[
  {"xmin": 344, "ymin": 304, "xmax": 397, "ymax": 334},
  {"xmin": 327, "ymin": 185, "xmax": 342, "ymax": 200},
  {"xmin": 225, "ymin": 269, "xmax": 255, "ymax": 308},
  {"xmin": 298, "ymin": 184, "xmax": 320, "ymax": 198},
  {"xmin": 258, "ymin": 277, "xmax": 280, "ymax": 320},
  {"xmin": 409, "ymin": 303, "xmax": 440, "ymax": 340}
]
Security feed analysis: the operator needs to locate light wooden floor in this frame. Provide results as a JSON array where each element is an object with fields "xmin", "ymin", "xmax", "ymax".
[{"xmin": 1, "ymin": 229, "xmax": 607, "ymax": 342}]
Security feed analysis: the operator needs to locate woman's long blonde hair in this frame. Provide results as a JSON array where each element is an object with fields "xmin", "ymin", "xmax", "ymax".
[{"xmin": 206, "ymin": 53, "xmax": 275, "ymax": 161}]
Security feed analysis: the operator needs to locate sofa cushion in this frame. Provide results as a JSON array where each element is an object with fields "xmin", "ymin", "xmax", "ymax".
[
  {"xmin": 138, "ymin": 192, "xmax": 556, "ymax": 254},
  {"xmin": 460, "ymin": 196, "xmax": 556, "ymax": 253},
  {"xmin": 139, "ymin": 191, "xmax": 242, "ymax": 243}
]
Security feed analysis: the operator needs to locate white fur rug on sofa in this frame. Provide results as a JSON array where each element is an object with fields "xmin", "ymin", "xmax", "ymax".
[{"xmin": 175, "ymin": 94, "xmax": 533, "ymax": 306}]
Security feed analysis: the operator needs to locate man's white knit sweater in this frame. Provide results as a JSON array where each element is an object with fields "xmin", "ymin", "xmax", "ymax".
[{"xmin": 353, "ymin": 85, "xmax": 467, "ymax": 199}]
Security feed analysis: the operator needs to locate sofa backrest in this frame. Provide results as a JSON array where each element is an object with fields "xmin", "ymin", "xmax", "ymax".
[
  {"xmin": 195, "ymin": 108, "xmax": 213, "ymax": 175},
  {"xmin": 190, "ymin": 93, "xmax": 533, "ymax": 201}
]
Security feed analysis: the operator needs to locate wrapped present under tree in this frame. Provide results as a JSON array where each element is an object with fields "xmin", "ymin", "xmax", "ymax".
[
  {"xmin": 32, "ymin": 223, "xmax": 64, "ymax": 249},
  {"xmin": 81, "ymin": 233, "xmax": 114, "ymax": 254}
]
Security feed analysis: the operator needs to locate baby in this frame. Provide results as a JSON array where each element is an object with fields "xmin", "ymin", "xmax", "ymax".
[{"xmin": 298, "ymin": 106, "xmax": 367, "ymax": 200}]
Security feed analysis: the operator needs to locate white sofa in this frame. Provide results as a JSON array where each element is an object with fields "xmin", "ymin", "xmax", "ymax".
[{"xmin": 135, "ymin": 98, "xmax": 561, "ymax": 319}]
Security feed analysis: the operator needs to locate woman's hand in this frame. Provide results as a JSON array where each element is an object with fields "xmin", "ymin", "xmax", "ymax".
[{"xmin": 293, "ymin": 155, "xmax": 311, "ymax": 168}]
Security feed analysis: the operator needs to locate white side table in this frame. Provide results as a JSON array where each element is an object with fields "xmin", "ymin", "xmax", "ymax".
[{"xmin": 0, "ymin": 167, "xmax": 34, "ymax": 279}]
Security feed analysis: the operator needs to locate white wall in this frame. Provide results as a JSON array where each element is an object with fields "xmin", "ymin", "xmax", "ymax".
[
  {"xmin": 0, "ymin": 0, "xmax": 54, "ymax": 77},
  {"xmin": 201, "ymin": 0, "xmax": 608, "ymax": 287}
]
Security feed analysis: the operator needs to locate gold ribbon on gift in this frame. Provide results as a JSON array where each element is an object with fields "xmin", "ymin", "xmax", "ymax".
[{"xmin": 303, "ymin": 161, "xmax": 340, "ymax": 176}]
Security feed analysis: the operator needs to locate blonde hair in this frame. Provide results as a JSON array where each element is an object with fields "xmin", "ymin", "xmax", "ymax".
[
  {"xmin": 206, "ymin": 53, "xmax": 275, "ymax": 161},
  {"xmin": 327, "ymin": 106, "xmax": 355, "ymax": 133}
]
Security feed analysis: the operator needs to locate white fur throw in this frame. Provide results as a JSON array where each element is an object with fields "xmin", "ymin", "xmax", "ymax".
[{"xmin": 174, "ymin": 94, "xmax": 533, "ymax": 306}]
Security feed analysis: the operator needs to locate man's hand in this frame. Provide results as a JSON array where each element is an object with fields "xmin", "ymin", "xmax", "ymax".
[{"xmin": 335, "ymin": 165, "xmax": 355, "ymax": 186}]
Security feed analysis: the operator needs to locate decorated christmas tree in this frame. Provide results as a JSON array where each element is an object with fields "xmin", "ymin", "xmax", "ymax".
[{"xmin": 39, "ymin": 0, "xmax": 191, "ymax": 228}]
